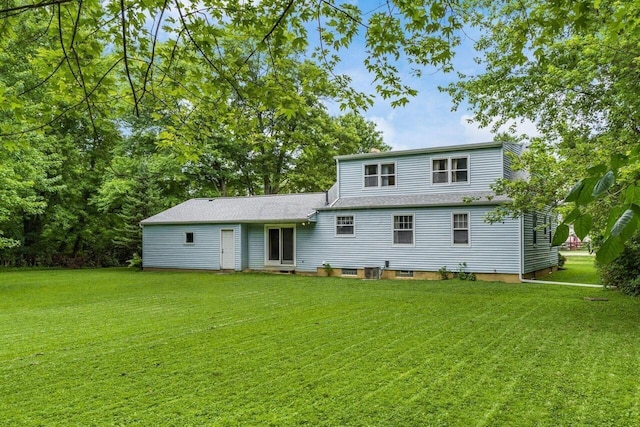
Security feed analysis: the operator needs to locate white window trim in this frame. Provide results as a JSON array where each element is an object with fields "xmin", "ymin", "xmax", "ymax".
[
  {"xmin": 431, "ymin": 155, "xmax": 470, "ymax": 186},
  {"xmin": 264, "ymin": 224, "xmax": 296, "ymax": 267},
  {"xmin": 184, "ymin": 231, "xmax": 195, "ymax": 245},
  {"xmin": 335, "ymin": 214, "xmax": 356, "ymax": 237},
  {"xmin": 392, "ymin": 213, "xmax": 415, "ymax": 247},
  {"xmin": 451, "ymin": 212, "xmax": 471, "ymax": 247},
  {"xmin": 363, "ymin": 161, "xmax": 397, "ymax": 189}
]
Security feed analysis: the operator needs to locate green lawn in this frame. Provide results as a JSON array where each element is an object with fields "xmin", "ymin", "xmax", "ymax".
[
  {"xmin": 546, "ymin": 254, "xmax": 600, "ymax": 285},
  {"xmin": 2, "ymin": 269, "xmax": 639, "ymax": 426}
]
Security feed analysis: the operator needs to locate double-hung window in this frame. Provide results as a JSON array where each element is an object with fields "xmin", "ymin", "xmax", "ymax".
[
  {"xmin": 364, "ymin": 162, "xmax": 396, "ymax": 187},
  {"xmin": 364, "ymin": 164, "xmax": 379, "ymax": 187},
  {"xmin": 185, "ymin": 232, "xmax": 195, "ymax": 244},
  {"xmin": 432, "ymin": 156, "xmax": 469, "ymax": 184},
  {"xmin": 336, "ymin": 215, "xmax": 355, "ymax": 236},
  {"xmin": 393, "ymin": 215, "xmax": 414, "ymax": 245},
  {"xmin": 452, "ymin": 213, "xmax": 470, "ymax": 246}
]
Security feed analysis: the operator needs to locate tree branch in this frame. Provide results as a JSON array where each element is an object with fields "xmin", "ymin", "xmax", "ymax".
[
  {"xmin": 176, "ymin": 0, "xmax": 244, "ymax": 101},
  {"xmin": 235, "ymin": 0, "xmax": 295, "ymax": 77},
  {"xmin": 0, "ymin": 58, "xmax": 123, "ymax": 138},
  {"xmin": 0, "ymin": 0, "xmax": 72, "ymax": 16},
  {"xmin": 120, "ymin": 0, "xmax": 140, "ymax": 116},
  {"xmin": 139, "ymin": 0, "xmax": 169, "ymax": 105}
]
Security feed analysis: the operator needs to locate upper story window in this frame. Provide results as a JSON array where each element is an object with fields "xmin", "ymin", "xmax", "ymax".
[
  {"xmin": 335, "ymin": 215, "xmax": 355, "ymax": 236},
  {"xmin": 185, "ymin": 232, "xmax": 195, "ymax": 244},
  {"xmin": 432, "ymin": 156, "xmax": 469, "ymax": 184},
  {"xmin": 364, "ymin": 162, "xmax": 396, "ymax": 188}
]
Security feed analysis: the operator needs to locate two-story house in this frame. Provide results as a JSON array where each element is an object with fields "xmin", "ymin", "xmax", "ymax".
[{"xmin": 140, "ymin": 141, "xmax": 558, "ymax": 282}]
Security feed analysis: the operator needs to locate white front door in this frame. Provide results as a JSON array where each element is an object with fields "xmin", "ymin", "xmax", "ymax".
[{"xmin": 221, "ymin": 229, "xmax": 235, "ymax": 269}]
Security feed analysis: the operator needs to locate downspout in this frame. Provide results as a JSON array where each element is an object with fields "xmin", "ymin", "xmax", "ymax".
[{"xmin": 518, "ymin": 214, "xmax": 601, "ymax": 288}]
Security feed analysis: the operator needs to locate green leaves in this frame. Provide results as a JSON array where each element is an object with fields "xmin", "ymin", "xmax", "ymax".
[
  {"xmin": 552, "ymin": 223, "xmax": 570, "ymax": 247},
  {"xmin": 592, "ymin": 171, "xmax": 614, "ymax": 197},
  {"xmin": 573, "ymin": 214, "xmax": 593, "ymax": 240}
]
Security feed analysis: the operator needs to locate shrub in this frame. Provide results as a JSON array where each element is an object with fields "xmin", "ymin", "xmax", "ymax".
[
  {"xmin": 438, "ymin": 266, "xmax": 451, "ymax": 280},
  {"xmin": 127, "ymin": 253, "xmax": 143, "ymax": 270},
  {"xmin": 598, "ymin": 233, "xmax": 640, "ymax": 295},
  {"xmin": 455, "ymin": 262, "xmax": 476, "ymax": 281},
  {"xmin": 322, "ymin": 262, "xmax": 333, "ymax": 276},
  {"xmin": 558, "ymin": 253, "xmax": 567, "ymax": 269}
]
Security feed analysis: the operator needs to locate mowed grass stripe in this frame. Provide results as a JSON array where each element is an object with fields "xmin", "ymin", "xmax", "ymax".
[{"xmin": 2, "ymin": 269, "xmax": 640, "ymax": 426}]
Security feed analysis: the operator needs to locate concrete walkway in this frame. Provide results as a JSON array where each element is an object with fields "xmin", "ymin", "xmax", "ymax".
[{"xmin": 559, "ymin": 250, "xmax": 595, "ymax": 257}]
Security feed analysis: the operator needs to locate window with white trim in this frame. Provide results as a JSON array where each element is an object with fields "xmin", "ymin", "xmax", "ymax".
[
  {"xmin": 393, "ymin": 215, "xmax": 414, "ymax": 245},
  {"xmin": 185, "ymin": 232, "xmax": 195, "ymax": 244},
  {"xmin": 380, "ymin": 163, "xmax": 396, "ymax": 186},
  {"xmin": 364, "ymin": 162, "xmax": 396, "ymax": 187},
  {"xmin": 335, "ymin": 215, "xmax": 355, "ymax": 236},
  {"xmin": 432, "ymin": 156, "xmax": 469, "ymax": 184},
  {"xmin": 451, "ymin": 157, "xmax": 468, "ymax": 182},
  {"xmin": 432, "ymin": 159, "xmax": 448, "ymax": 183},
  {"xmin": 364, "ymin": 164, "xmax": 378, "ymax": 187},
  {"xmin": 452, "ymin": 213, "xmax": 470, "ymax": 245}
]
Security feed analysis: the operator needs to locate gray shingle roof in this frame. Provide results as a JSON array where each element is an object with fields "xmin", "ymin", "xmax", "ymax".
[
  {"xmin": 323, "ymin": 191, "xmax": 510, "ymax": 210},
  {"xmin": 141, "ymin": 190, "xmax": 510, "ymax": 225},
  {"xmin": 140, "ymin": 193, "xmax": 327, "ymax": 225}
]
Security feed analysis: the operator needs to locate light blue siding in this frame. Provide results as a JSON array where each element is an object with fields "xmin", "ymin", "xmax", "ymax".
[
  {"xmin": 337, "ymin": 147, "xmax": 504, "ymax": 198},
  {"xmin": 502, "ymin": 142, "xmax": 523, "ymax": 180},
  {"xmin": 522, "ymin": 211, "xmax": 558, "ymax": 274},
  {"xmin": 296, "ymin": 207, "xmax": 520, "ymax": 274},
  {"xmin": 142, "ymin": 224, "xmax": 242, "ymax": 270},
  {"xmin": 240, "ymin": 224, "xmax": 249, "ymax": 270}
]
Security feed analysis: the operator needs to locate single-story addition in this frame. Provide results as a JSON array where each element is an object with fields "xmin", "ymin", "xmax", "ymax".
[{"xmin": 140, "ymin": 141, "xmax": 559, "ymax": 282}]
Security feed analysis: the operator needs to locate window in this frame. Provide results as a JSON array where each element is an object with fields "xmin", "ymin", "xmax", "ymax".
[
  {"xmin": 393, "ymin": 215, "xmax": 414, "ymax": 245},
  {"xmin": 396, "ymin": 270, "xmax": 414, "ymax": 277},
  {"xmin": 451, "ymin": 157, "xmax": 468, "ymax": 182},
  {"xmin": 532, "ymin": 213, "xmax": 538, "ymax": 245},
  {"xmin": 432, "ymin": 156, "xmax": 469, "ymax": 184},
  {"xmin": 336, "ymin": 215, "xmax": 355, "ymax": 236},
  {"xmin": 381, "ymin": 163, "xmax": 395, "ymax": 186},
  {"xmin": 342, "ymin": 268, "xmax": 358, "ymax": 276},
  {"xmin": 452, "ymin": 213, "xmax": 470, "ymax": 245},
  {"xmin": 185, "ymin": 232, "xmax": 195, "ymax": 244},
  {"xmin": 432, "ymin": 159, "xmax": 448, "ymax": 183},
  {"xmin": 364, "ymin": 162, "xmax": 396, "ymax": 187},
  {"xmin": 364, "ymin": 164, "xmax": 378, "ymax": 187}
]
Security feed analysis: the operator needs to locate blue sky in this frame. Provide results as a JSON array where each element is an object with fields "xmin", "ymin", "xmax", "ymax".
[{"xmin": 319, "ymin": 6, "xmax": 537, "ymax": 151}]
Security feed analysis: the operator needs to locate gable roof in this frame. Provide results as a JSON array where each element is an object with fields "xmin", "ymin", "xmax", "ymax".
[
  {"xmin": 322, "ymin": 191, "xmax": 510, "ymax": 210},
  {"xmin": 140, "ymin": 193, "xmax": 327, "ymax": 225}
]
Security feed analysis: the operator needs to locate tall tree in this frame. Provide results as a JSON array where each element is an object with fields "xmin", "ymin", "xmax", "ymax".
[{"xmin": 445, "ymin": 0, "xmax": 640, "ymax": 263}]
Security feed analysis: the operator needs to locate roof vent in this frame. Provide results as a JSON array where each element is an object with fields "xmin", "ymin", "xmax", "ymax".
[{"xmin": 208, "ymin": 199, "xmax": 214, "ymax": 202}]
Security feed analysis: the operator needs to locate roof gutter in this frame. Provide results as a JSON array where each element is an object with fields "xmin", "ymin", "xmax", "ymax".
[{"xmin": 317, "ymin": 200, "xmax": 509, "ymax": 211}]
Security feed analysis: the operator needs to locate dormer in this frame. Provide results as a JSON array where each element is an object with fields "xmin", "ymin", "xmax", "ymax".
[{"xmin": 335, "ymin": 141, "xmax": 521, "ymax": 199}]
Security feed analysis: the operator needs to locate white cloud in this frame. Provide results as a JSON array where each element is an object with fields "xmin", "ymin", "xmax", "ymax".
[{"xmin": 459, "ymin": 115, "xmax": 540, "ymax": 143}]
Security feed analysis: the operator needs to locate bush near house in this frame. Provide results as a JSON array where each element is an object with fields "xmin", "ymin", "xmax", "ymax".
[{"xmin": 599, "ymin": 233, "xmax": 640, "ymax": 295}]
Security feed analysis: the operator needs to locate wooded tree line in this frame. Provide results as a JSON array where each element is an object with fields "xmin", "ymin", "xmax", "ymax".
[
  {"xmin": 0, "ymin": 5, "xmax": 388, "ymax": 266},
  {"xmin": 1, "ymin": 0, "xmax": 639, "ymax": 274}
]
